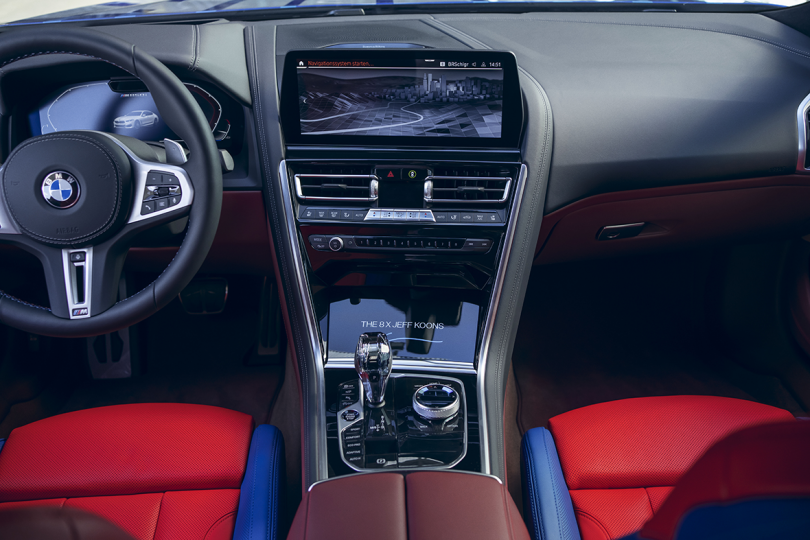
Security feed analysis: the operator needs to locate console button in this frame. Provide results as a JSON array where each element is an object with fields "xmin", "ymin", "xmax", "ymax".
[
  {"xmin": 355, "ymin": 238, "xmax": 369, "ymax": 247},
  {"xmin": 342, "ymin": 410, "xmax": 360, "ymax": 422},
  {"xmin": 314, "ymin": 209, "xmax": 328, "ymax": 220},
  {"xmin": 404, "ymin": 168, "xmax": 428, "ymax": 181},
  {"xmin": 393, "ymin": 210, "xmax": 407, "ymax": 221},
  {"xmin": 377, "ymin": 168, "xmax": 400, "ymax": 180},
  {"xmin": 380, "ymin": 210, "xmax": 394, "ymax": 220},
  {"xmin": 474, "ymin": 213, "xmax": 488, "ymax": 223},
  {"xmin": 341, "ymin": 210, "xmax": 354, "ymax": 220},
  {"xmin": 366, "ymin": 210, "xmax": 381, "ymax": 220},
  {"xmin": 450, "ymin": 239, "xmax": 464, "ymax": 249},
  {"xmin": 383, "ymin": 238, "xmax": 395, "ymax": 248},
  {"xmin": 328, "ymin": 210, "xmax": 340, "ymax": 220},
  {"xmin": 396, "ymin": 239, "xmax": 408, "ymax": 248},
  {"xmin": 433, "ymin": 212, "xmax": 448, "ymax": 222},
  {"xmin": 448, "ymin": 212, "xmax": 461, "ymax": 223},
  {"xmin": 370, "ymin": 238, "xmax": 383, "ymax": 247},
  {"xmin": 365, "ymin": 454, "xmax": 397, "ymax": 469},
  {"xmin": 406, "ymin": 211, "xmax": 420, "ymax": 221},
  {"xmin": 425, "ymin": 239, "xmax": 436, "ymax": 248},
  {"xmin": 353, "ymin": 210, "xmax": 368, "ymax": 221},
  {"xmin": 418, "ymin": 211, "xmax": 434, "ymax": 222},
  {"xmin": 436, "ymin": 239, "xmax": 449, "ymax": 249},
  {"xmin": 460, "ymin": 213, "xmax": 474, "ymax": 223},
  {"xmin": 487, "ymin": 213, "xmax": 501, "ymax": 223},
  {"xmin": 329, "ymin": 237, "xmax": 344, "ymax": 252},
  {"xmin": 309, "ymin": 235, "xmax": 327, "ymax": 245}
]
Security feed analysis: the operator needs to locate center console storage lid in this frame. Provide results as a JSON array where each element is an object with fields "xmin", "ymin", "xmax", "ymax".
[{"xmin": 287, "ymin": 471, "xmax": 529, "ymax": 540}]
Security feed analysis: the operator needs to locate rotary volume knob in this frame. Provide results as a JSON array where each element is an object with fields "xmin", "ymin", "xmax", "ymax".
[{"xmin": 412, "ymin": 383, "xmax": 460, "ymax": 420}]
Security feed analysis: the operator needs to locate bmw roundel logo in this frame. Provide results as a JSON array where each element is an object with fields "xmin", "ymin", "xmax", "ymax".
[{"xmin": 41, "ymin": 171, "xmax": 80, "ymax": 209}]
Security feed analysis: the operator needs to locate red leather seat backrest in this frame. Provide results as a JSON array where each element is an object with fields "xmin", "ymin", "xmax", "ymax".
[{"xmin": 547, "ymin": 396, "xmax": 794, "ymax": 540}]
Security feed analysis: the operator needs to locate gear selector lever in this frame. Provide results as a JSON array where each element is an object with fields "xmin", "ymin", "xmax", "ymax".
[{"xmin": 355, "ymin": 332, "xmax": 392, "ymax": 407}]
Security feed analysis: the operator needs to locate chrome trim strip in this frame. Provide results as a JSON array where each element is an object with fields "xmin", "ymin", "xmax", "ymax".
[
  {"xmin": 326, "ymin": 357, "xmax": 476, "ymax": 374},
  {"xmin": 62, "ymin": 246, "xmax": 93, "ymax": 319},
  {"xmin": 279, "ymin": 160, "xmax": 330, "ymax": 485},
  {"xmin": 294, "ymin": 174, "xmax": 380, "ymax": 202},
  {"xmin": 307, "ymin": 469, "xmax": 503, "ymax": 492},
  {"xmin": 475, "ymin": 163, "xmax": 528, "ymax": 475},
  {"xmin": 797, "ymin": 92, "xmax": 810, "ymax": 173},
  {"xmin": 424, "ymin": 177, "xmax": 511, "ymax": 204}
]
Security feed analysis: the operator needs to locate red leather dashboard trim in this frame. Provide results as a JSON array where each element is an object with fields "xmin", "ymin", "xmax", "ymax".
[
  {"xmin": 534, "ymin": 176, "xmax": 810, "ymax": 265},
  {"xmin": 548, "ymin": 395, "xmax": 794, "ymax": 491},
  {"xmin": 0, "ymin": 403, "xmax": 254, "ymax": 502},
  {"xmin": 640, "ymin": 421, "xmax": 810, "ymax": 540},
  {"xmin": 127, "ymin": 191, "xmax": 274, "ymax": 274}
]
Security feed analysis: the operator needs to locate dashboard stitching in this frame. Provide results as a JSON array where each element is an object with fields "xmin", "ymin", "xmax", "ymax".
[
  {"xmin": 438, "ymin": 17, "xmax": 810, "ymax": 60},
  {"xmin": 427, "ymin": 19, "xmax": 491, "ymax": 50},
  {"xmin": 3, "ymin": 135, "xmax": 123, "ymax": 243},
  {"xmin": 0, "ymin": 51, "xmax": 133, "ymax": 73},
  {"xmin": 189, "ymin": 26, "xmax": 198, "ymax": 72},
  {"xmin": 246, "ymin": 25, "xmax": 313, "ymax": 483}
]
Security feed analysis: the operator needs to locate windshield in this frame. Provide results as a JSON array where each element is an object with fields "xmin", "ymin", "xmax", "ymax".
[{"xmin": 0, "ymin": 0, "xmax": 802, "ymax": 26}]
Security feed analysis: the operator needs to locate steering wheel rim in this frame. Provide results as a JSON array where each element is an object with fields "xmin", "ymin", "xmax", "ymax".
[{"xmin": 0, "ymin": 28, "xmax": 222, "ymax": 337}]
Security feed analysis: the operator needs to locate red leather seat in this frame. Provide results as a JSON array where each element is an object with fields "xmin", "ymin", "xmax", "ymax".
[
  {"xmin": 521, "ymin": 396, "xmax": 795, "ymax": 540},
  {"xmin": 0, "ymin": 403, "xmax": 258, "ymax": 540}
]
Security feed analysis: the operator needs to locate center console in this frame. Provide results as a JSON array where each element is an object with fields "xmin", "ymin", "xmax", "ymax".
[{"xmin": 277, "ymin": 48, "xmax": 525, "ymax": 480}]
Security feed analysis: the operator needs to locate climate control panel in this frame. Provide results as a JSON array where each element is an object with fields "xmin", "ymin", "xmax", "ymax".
[{"xmin": 309, "ymin": 235, "xmax": 493, "ymax": 253}]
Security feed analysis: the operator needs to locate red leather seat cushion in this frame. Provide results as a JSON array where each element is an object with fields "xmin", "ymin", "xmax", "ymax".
[
  {"xmin": 547, "ymin": 396, "xmax": 795, "ymax": 540},
  {"xmin": 640, "ymin": 421, "xmax": 810, "ymax": 540},
  {"xmin": 0, "ymin": 403, "xmax": 253, "ymax": 540}
]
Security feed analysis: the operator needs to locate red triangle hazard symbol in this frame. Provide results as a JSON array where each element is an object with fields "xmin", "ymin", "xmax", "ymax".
[{"xmin": 387, "ymin": 171, "xmax": 394, "ymax": 178}]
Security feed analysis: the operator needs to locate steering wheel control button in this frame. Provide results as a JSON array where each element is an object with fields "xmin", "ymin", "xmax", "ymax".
[
  {"xmin": 155, "ymin": 198, "xmax": 169, "ymax": 210},
  {"xmin": 141, "ymin": 202, "xmax": 155, "ymax": 215},
  {"xmin": 41, "ymin": 171, "xmax": 80, "ymax": 209},
  {"xmin": 413, "ymin": 384, "xmax": 461, "ymax": 420},
  {"xmin": 342, "ymin": 409, "xmax": 360, "ymax": 422},
  {"xmin": 162, "ymin": 174, "xmax": 180, "ymax": 185},
  {"xmin": 69, "ymin": 252, "xmax": 86, "ymax": 263},
  {"xmin": 328, "ymin": 237, "xmax": 344, "ymax": 252},
  {"xmin": 146, "ymin": 171, "xmax": 163, "ymax": 185},
  {"xmin": 168, "ymin": 196, "xmax": 181, "ymax": 207}
]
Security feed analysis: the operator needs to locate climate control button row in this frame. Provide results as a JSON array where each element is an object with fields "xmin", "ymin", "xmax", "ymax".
[{"xmin": 308, "ymin": 235, "xmax": 493, "ymax": 253}]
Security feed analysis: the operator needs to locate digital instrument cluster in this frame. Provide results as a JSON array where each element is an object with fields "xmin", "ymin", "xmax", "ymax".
[{"xmin": 28, "ymin": 80, "xmax": 241, "ymax": 151}]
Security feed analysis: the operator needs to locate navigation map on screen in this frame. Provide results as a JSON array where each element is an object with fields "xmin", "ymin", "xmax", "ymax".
[{"xmin": 296, "ymin": 59, "xmax": 504, "ymax": 138}]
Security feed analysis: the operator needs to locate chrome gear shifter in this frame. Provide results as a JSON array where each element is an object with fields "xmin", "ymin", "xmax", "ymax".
[{"xmin": 355, "ymin": 332, "xmax": 392, "ymax": 407}]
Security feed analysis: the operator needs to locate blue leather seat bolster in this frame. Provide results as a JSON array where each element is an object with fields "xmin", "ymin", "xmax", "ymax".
[
  {"xmin": 521, "ymin": 427, "xmax": 581, "ymax": 540},
  {"xmin": 233, "ymin": 424, "xmax": 286, "ymax": 540}
]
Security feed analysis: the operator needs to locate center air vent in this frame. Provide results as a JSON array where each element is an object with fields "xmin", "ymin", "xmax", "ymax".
[
  {"xmin": 293, "ymin": 165, "xmax": 379, "ymax": 202},
  {"xmin": 424, "ymin": 167, "xmax": 512, "ymax": 203}
]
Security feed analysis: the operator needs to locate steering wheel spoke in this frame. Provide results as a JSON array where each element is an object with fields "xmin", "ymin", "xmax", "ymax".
[{"xmin": 118, "ymin": 142, "xmax": 194, "ymax": 228}]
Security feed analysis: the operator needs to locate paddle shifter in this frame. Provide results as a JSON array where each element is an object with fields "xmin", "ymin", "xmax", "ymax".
[{"xmin": 355, "ymin": 332, "xmax": 392, "ymax": 407}]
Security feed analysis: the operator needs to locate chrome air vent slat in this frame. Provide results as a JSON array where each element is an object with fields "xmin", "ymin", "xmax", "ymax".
[
  {"xmin": 424, "ymin": 175, "xmax": 511, "ymax": 204},
  {"xmin": 293, "ymin": 172, "xmax": 379, "ymax": 202}
]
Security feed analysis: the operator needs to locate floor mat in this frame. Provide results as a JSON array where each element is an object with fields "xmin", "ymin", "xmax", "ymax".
[
  {"xmin": 513, "ymin": 249, "xmax": 805, "ymax": 435},
  {"xmin": 0, "ymin": 274, "xmax": 284, "ymax": 434}
]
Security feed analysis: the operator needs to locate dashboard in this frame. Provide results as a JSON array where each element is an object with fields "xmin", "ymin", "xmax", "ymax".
[{"xmin": 1, "ymin": 6, "xmax": 810, "ymax": 492}]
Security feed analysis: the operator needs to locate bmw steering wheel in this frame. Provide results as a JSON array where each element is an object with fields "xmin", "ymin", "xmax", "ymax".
[{"xmin": 0, "ymin": 28, "xmax": 222, "ymax": 337}]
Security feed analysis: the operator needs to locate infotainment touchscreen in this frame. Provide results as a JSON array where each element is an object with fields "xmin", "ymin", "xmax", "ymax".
[{"xmin": 280, "ymin": 50, "xmax": 522, "ymax": 148}]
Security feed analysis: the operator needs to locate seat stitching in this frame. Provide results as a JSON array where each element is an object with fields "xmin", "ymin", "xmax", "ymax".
[
  {"xmin": 523, "ymin": 440, "xmax": 542, "ymax": 540},
  {"xmin": 203, "ymin": 511, "xmax": 236, "ymax": 540},
  {"xmin": 574, "ymin": 509, "xmax": 610, "ymax": 540},
  {"xmin": 543, "ymin": 431, "xmax": 565, "ymax": 540}
]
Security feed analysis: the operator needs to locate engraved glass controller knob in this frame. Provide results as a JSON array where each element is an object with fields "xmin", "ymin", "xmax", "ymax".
[
  {"xmin": 354, "ymin": 332, "xmax": 392, "ymax": 407},
  {"xmin": 413, "ymin": 384, "xmax": 460, "ymax": 420}
]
